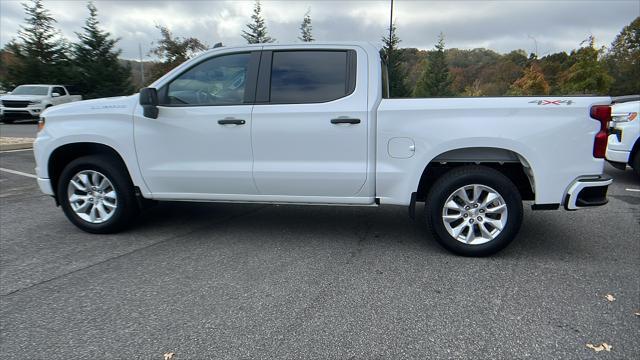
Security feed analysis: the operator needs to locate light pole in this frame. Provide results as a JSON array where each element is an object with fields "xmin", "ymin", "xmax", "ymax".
[{"xmin": 389, "ymin": 0, "xmax": 394, "ymax": 43}]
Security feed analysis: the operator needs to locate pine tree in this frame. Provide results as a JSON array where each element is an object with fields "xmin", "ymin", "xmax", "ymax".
[
  {"xmin": 413, "ymin": 33, "xmax": 453, "ymax": 97},
  {"xmin": 242, "ymin": 1, "xmax": 275, "ymax": 44},
  {"xmin": 73, "ymin": 2, "xmax": 132, "ymax": 98},
  {"xmin": 507, "ymin": 63, "xmax": 550, "ymax": 95},
  {"xmin": 381, "ymin": 22, "xmax": 410, "ymax": 97},
  {"xmin": 561, "ymin": 36, "xmax": 613, "ymax": 95},
  {"xmin": 299, "ymin": 10, "xmax": 314, "ymax": 42},
  {"xmin": 4, "ymin": 0, "xmax": 69, "ymax": 86}
]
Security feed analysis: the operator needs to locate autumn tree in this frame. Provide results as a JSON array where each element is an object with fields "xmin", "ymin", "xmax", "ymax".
[
  {"xmin": 73, "ymin": 2, "xmax": 132, "ymax": 98},
  {"xmin": 507, "ymin": 63, "xmax": 550, "ymax": 95},
  {"xmin": 606, "ymin": 16, "xmax": 640, "ymax": 95},
  {"xmin": 149, "ymin": 25, "xmax": 207, "ymax": 80},
  {"xmin": 560, "ymin": 36, "xmax": 613, "ymax": 95},
  {"xmin": 381, "ymin": 22, "xmax": 410, "ymax": 97},
  {"xmin": 299, "ymin": 10, "xmax": 313, "ymax": 42},
  {"xmin": 242, "ymin": 1, "xmax": 275, "ymax": 44},
  {"xmin": 413, "ymin": 33, "xmax": 453, "ymax": 97},
  {"xmin": 3, "ymin": 0, "xmax": 70, "ymax": 86}
]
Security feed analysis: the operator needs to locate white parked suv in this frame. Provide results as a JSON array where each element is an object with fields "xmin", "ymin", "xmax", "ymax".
[
  {"xmin": 606, "ymin": 98, "xmax": 639, "ymax": 177},
  {"xmin": 34, "ymin": 42, "xmax": 613, "ymax": 256},
  {"xmin": 0, "ymin": 84, "xmax": 82, "ymax": 123}
]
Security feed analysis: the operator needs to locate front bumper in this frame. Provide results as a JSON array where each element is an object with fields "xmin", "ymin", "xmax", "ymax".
[
  {"xmin": 564, "ymin": 175, "xmax": 613, "ymax": 210},
  {"xmin": 37, "ymin": 177, "xmax": 54, "ymax": 196},
  {"xmin": 0, "ymin": 106, "xmax": 44, "ymax": 118},
  {"xmin": 605, "ymin": 148, "xmax": 630, "ymax": 164}
]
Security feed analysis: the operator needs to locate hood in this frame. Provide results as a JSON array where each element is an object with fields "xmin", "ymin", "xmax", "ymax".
[
  {"xmin": 1, "ymin": 94, "xmax": 50, "ymax": 102},
  {"xmin": 611, "ymin": 100, "xmax": 640, "ymax": 115},
  {"xmin": 42, "ymin": 95, "xmax": 139, "ymax": 118}
]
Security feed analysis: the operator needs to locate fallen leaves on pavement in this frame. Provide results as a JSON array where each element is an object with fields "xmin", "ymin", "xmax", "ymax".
[
  {"xmin": 163, "ymin": 352, "xmax": 175, "ymax": 360},
  {"xmin": 586, "ymin": 343, "xmax": 612, "ymax": 352},
  {"xmin": 605, "ymin": 293, "xmax": 616, "ymax": 302}
]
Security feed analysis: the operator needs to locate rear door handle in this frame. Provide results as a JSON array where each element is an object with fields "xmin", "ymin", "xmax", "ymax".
[
  {"xmin": 217, "ymin": 118, "xmax": 246, "ymax": 125},
  {"xmin": 330, "ymin": 118, "xmax": 360, "ymax": 125}
]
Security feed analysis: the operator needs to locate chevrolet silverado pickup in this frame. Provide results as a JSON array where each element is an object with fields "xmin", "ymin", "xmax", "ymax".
[
  {"xmin": 34, "ymin": 42, "xmax": 613, "ymax": 256},
  {"xmin": 1, "ymin": 84, "xmax": 82, "ymax": 123},
  {"xmin": 606, "ymin": 98, "xmax": 639, "ymax": 177}
]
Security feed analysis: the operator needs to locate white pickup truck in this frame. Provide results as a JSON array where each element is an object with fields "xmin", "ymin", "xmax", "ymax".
[
  {"xmin": 0, "ymin": 84, "xmax": 82, "ymax": 123},
  {"xmin": 606, "ymin": 98, "xmax": 639, "ymax": 177},
  {"xmin": 34, "ymin": 42, "xmax": 613, "ymax": 256}
]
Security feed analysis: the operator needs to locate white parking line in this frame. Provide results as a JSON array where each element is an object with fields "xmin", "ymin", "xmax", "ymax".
[
  {"xmin": 626, "ymin": 188, "xmax": 640, "ymax": 192},
  {"xmin": 0, "ymin": 167, "xmax": 37, "ymax": 179},
  {"xmin": 0, "ymin": 148, "xmax": 33, "ymax": 153}
]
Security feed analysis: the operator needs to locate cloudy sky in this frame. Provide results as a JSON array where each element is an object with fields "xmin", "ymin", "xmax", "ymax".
[{"xmin": 1, "ymin": 0, "xmax": 638, "ymax": 60}]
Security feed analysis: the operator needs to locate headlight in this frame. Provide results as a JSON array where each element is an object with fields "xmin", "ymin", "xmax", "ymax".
[
  {"xmin": 611, "ymin": 112, "xmax": 637, "ymax": 122},
  {"xmin": 38, "ymin": 117, "xmax": 45, "ymax": 132},
  {"xmin": 29, "ymin": 100, "xmax": 42, "ymax": 105}
]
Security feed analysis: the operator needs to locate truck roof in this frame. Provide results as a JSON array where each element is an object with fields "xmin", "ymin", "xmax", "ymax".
[{"xmin": 196, "ymin": 41, "xmax": 380, "ymax": 56}]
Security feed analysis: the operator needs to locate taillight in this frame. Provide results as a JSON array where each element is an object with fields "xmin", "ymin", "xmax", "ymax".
[{"xmin": 590, "ymin": 105, "xmax": 611, "ymax": 158}]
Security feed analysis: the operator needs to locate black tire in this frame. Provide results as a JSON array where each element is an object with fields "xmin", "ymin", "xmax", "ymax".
[
  {"xmin": 632, "ymin": 150, "xmax": 640, "ymax": 179},
  {"xmin": 426, "ymin": 165, "xmax": 523, "ymax": 257},
  {"xmin": 57, "ymin": 155, "xmax": 139, "ymax": 233}
]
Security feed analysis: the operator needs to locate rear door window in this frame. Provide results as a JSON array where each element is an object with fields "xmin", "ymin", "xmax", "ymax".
[{"xmin": 269, "ymin": 51, "xmax": 355, "ymax": 104}]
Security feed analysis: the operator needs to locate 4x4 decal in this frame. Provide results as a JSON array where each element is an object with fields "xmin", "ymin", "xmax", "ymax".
[{"xmin": 529, "ymin": 99, "xmax": 574, "ymax": 105}]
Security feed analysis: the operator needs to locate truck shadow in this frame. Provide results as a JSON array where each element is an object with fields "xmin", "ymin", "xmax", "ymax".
[{"xmin": 131, "ymin": 200, "xmax": 592, "ymax": 260}]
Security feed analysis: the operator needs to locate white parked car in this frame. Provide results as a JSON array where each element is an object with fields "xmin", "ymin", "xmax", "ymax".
[
  {"xmin": 34, "ymin": 42, "xmax": 613, "ymax": 256},
  {"xmin": 0, "ymin": 84, "xmax": 82, "ymax": 123},
  {"xmin": 606, "ymin": 98, "xmax": 639, "ymax": 177}
]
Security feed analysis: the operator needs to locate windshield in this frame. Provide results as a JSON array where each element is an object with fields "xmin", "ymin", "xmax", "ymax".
[{"xmin": 11, "ymin": 85, "xmax": 49, "ymax": 96}]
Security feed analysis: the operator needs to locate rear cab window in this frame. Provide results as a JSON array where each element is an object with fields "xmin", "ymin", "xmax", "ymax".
[{"xmin": 257, "ymin": 50, "xmax": 357, "ymax": 104}]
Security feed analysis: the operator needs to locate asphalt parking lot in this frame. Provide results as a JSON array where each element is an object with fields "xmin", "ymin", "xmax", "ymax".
[{"xmin": 0, "ymin": 146, "xmax": 638, "ymax": 359}]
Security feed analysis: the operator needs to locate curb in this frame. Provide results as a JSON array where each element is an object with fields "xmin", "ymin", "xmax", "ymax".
[{"xmin": 0, "ymin": 143, "xmax": 33, "ymax": 151}]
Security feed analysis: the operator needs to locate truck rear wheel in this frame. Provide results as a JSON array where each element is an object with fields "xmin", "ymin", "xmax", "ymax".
[
  {"xmin": 57, "ymin": 155, "xmax": 139, "ymax": 233},
  {"xmin": 426, "ymin": 165, "xmax": 523, "ymax": 256}
]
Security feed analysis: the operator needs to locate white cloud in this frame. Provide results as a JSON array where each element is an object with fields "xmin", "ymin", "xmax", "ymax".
[{"xmin": 1, "ymin": 0, "xmax": 637, "ymax": 60}]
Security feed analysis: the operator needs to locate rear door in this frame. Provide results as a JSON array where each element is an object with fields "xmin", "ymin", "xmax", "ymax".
[{"xmin": 250, "ymin": 47, "xmax": 369, "ymax": 198}]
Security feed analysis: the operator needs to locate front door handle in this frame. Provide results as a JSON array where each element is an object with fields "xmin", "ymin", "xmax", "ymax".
[
  {"xmin": 218, "ymin": 118, "xmax": 246, "ymax": 125},
  {"xmin": 330, "ymin": 118, "xmax": 360, "ymax": 125}
]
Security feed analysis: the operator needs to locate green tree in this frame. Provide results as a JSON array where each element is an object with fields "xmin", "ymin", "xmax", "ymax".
[
  {"xmin": 149, "ymin": 25, "xmax": 207, "ymax": 80},
  {"xmin": 606, "ymin": 16, "xmax": 640, "ymax": 95},
  {"xmin": 3, "ymin": 0, "xmax": 69, "ymax": 86},
  {"xmin": 539, "ymin": 51, "xmax": 573, "ymax": 94},
  {"xmin": 561, "ymin": 36, "xmax": 613, "ymax": 95},
  {"xmin": 413, "ymin": 33, "xmax": 453, "ymax": 97},
  {"xmin": 381, "ymin": 22, "xmax": 410, "ymax": 97},
  {"xmin": 73, "ymin": 2, "xmax": 132, "ymax": 98},
  {"xmin": 242, "ymin": 1, "xmax": 275, "ymax": 44},
  {"xmin": 507, "ymin": 63, "xmax": 550, "ymax": 95},
  {"xmin": 299, "ymin": 10, "xmax": 313, "ymax": 42}
]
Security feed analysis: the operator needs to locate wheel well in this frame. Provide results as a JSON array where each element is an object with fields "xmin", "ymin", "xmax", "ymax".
[
  {"xmin": 416, "ymin": 148, "xmax": 535, "ymax": 202},
  {"xmin": 630, "ymin": 138, "xmax": 640, "ymax": 165},
  {"xmin": 48, "ymin": 143, "xmax": 130, "ymax": 197}
]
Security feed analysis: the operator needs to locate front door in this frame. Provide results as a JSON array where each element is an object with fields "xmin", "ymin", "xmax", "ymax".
[{"xmin": 134, "ymin": 51, "xmax": 260, "ymax": 198}]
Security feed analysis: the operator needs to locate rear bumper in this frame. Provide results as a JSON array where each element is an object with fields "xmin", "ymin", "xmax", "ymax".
[{"xmin": 564, "ymin": 175, "xmax": 612, "ymax": 210}]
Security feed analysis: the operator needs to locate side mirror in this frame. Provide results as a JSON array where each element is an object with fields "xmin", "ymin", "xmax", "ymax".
[
  {"xmin": 52, "ymin": 92, "xmax": 61, "ymax": 97},
  {"xmin": 139, "ymin": 87, "xmax": 159, "ymax": 119}
]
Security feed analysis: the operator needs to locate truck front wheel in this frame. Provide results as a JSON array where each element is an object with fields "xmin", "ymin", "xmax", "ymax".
[
  {"xmin": 426, "ymin": 166, "xmax": 523, "ymax": 256},
  {"xmin": 57, "ymin": 155, "xmax": 139, "ymax": 233}
]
